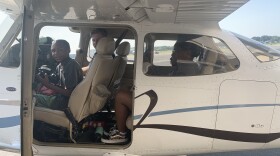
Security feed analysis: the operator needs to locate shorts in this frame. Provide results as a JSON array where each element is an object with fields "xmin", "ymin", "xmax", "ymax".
[{"xmin": 34, "ymin": 94, "xmax": 69, "ymax": 110}]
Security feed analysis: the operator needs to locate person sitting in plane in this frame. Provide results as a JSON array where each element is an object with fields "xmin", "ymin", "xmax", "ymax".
[
  {"xmin": 169, "ymin": 41, "xmax": 201, "ymax": 76},
  {"xmin": 36, "ymin": 37, "xmax": 56, "ymax": 70},
  {"xmin": 82, "ymin": 28, "xmax": 108, "ymax": 75},
  {"xmin": 35, "ymin": 37, "xmax": 58, "ymax": 96},
  {"xmin": 101, "ymin": 87, "xmax": 132, "ymax": 144},
  {"xmin": 35, "ymin": 39, "xmax": 83, "ymax": 110},
  {"xmin": 101, "ymin": 41, "xmax": 201, "ymax": 144}
]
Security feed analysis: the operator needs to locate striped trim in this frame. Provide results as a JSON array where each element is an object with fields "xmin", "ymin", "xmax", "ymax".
[
  {"xmin": 0, "ymin": 115, "xmax": 20, "ymax": 128},
  {"xmin": 134, "ymin": 104, "xmax": 279, "ymax": 120},
  {"xmin": 138, "ymin": 124, "xmax": 280, "ymax": 143}
]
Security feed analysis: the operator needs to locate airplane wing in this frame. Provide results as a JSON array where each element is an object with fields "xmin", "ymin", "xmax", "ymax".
[
  {"xmin": 141, "ymin": 0, "xmax": 250, "ymax": 23},
  {"xmin": 0, "ymin": 0, "xmax": 22, "ymax": 19},
  {"xmin": 29, "ymin": 0, "xmax": 249, "ymax": 23}
]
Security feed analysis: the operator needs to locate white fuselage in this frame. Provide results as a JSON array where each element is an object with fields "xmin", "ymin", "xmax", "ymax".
[
  {"xmin": 30, "ymin": 22, "xmax": 280, "ymax": 155},
  {"xmin": 0, "ymin": 67, "xmax": 20, "ymax": 150},
  {"xmin": 2, "ymin": 0, "xmax": 280, "ymax": 155}
]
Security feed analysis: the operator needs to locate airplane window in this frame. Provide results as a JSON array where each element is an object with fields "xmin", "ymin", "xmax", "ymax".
[
  {"xmin": 36, "ymin": 26, "xmax": 80, "ymax": 77},
  {"xmin": 153, "ymin": 40, "xmax": 176, "ymax": 66},
  {"xmin": 88, "ymin": 38, "xmax": 135, "ymax": 64},
  {"xmin": 0, "ymin": 11, "xmax": 15, "ymax": 43},
  {"xmin": 234, "ymin": 33, "xmax": 280, "ymax": 62},
  {"xmin": 88, "ymin": 38, "xmax": 96, "ymax": 62},
  {"xmin": 121, "ymin": 39, "xmax": 135, "ymax": 64},
  {"xmin": 143, "ymin": 33, "xmax": 239, "ymax": 76},
  {"xmin": 0, "ymin": 11, "xmax": 21, "ymax": 68},
  {"xmin": 40, "ymin": 26, "xmax": 80, "ymax": 58},
  {"xmin": 0, "ymin": 33, "xmax": 21, "ymax": 68}
]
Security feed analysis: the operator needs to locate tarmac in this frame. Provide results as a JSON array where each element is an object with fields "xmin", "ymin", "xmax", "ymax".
[{"xmin": 0, "ymin": 150, "xmax": 19, "ymax": 156}]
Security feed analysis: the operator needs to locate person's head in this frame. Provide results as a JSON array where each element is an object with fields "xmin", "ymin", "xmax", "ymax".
[
  {"xmin": 91, "ymin": 28, "xmax": 107, "ymax": 48},
  {"xmin": 170, "ymin": 42, "xmax": 199, "ymax": 66},
  {"xmin": 38, "ymin": 37, "xmax": 54, "ymax": 61},
  {"xmin": 51, "ymin": 40, "xmax": 70, "ymax": 62}
]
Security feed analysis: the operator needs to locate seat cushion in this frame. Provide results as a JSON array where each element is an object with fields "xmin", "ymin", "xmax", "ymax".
[
  {"xmin": 116, "ymin": 42, "xmax": 130, "ymax": 56},
  {"xmin": 34, "ymin": 107, "xmax": 70, "ymax": 129},
  {"xmin": 96, "ymin": 37, "xmax": 115, "ymax": 55}
]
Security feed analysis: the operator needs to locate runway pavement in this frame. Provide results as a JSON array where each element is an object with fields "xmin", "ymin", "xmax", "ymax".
[{"xmin": 0, "ymin": 150, "xmax": 19, "ymax": 156}]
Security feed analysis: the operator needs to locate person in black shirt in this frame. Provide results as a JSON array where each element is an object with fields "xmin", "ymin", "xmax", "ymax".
[
  {"xmin": 170, "ymin": 42, "xmax": 201, "ymax": 76},
  {"xmin": 35, "ymin": 39, "xmax": 83, "ymax": 110}
]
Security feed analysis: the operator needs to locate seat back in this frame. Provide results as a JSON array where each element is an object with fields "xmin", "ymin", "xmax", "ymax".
[
  {"xmin": 200, "ymin": 50, "xmax": 218, "ymax": 75},
  {"xmin": 68, "ymin": 37, "xmax": 115, "ymax": 122},
  {"xmin": 175, "ymin": 60, "xmax": 201, "ymax": 76},
  {"xmin": 108, "ymin": 42, "xmax": 130, "ymax": 91}
]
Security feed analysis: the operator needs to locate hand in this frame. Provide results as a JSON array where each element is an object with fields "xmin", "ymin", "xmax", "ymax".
[{"xmin": 36, "ymin": 73, "xmax": 50, "ymax": 85}]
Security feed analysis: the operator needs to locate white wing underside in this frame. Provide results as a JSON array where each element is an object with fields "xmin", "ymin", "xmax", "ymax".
[{"xmin": 1, "ymin": 0, "xmax": 249, "ymax": 23}]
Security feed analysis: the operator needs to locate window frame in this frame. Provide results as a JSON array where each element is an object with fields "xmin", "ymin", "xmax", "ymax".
[
  {"xmin": 234, "ymin": 32, "xmax": 280, "ymax": 63},
  {"xmin": 143, "ymin": 33, "xmax": 240, "ymax": 77}
]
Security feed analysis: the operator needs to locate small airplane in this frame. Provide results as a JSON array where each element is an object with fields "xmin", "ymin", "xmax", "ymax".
[{"xmin": 1, "ymin": 0, "xmax": 280, "ymax": 156}]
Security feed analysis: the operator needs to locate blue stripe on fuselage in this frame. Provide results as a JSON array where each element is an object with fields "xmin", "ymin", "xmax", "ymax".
[
  {"xmin": 134, "ymin": 104, "xmax": 280, "ymax": 120},
  {"xmin": 0, "ymin": 115, "xmax": 20, "ymax": 128}
]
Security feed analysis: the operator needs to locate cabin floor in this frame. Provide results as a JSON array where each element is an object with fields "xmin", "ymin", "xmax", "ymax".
[{"xmin": 33, "ymin": 112, "xmax": 131, "ymax": 145}]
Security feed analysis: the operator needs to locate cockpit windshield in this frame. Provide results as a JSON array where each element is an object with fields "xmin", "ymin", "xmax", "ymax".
[
  {"xmin": 0, "ymin": 11, "xmax": 16, "ymax": 43},
  {"xmin": 234, "ymin": 32, "xmax": 280, "ymax": 62}
]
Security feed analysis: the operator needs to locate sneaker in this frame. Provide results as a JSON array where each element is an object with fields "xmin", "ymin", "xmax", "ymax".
[
  {"xmin": 101, "ymin": 127, "xmax": 128, "ymax": 144},
  {"xmin": 103, "ymin": 125, "xmax": 117, "ymax": 137}
]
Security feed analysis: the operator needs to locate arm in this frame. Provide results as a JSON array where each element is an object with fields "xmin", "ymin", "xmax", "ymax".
[
  {"xmin": 36, "ymin": 74, "xmax": 72, "ymax": 96},
  {"xmin": 82, "ymin": 65, "xmax": 89, "ymax": 75},
  {"xmin": 63, "ymin": 61, "xmax": 83, "ymax": 93}
]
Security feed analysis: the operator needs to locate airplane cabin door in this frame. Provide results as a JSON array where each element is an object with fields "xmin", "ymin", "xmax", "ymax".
[
  {"xmin": 0, "ymin": 10, "xmax": 22, "ymax": 151},
  {"xmin": 214, "ymin": 80, "xmax": 276, "ymax": 151},
  {"xmin": 21, "ymin": 5, "xmax": 35, "ymax": 156},
  {"xmin": 131, "ymin": 32, "xmax": 222, "ymax": 154}
]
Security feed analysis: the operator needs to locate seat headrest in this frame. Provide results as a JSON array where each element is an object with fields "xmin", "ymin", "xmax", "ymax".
[
  {"xmin": 116, "ymin": 42, "xmax": 130, "ymax": 56},
  {"xmin": 96, "ymin": 37, "xmax": 115, "ymax": 55}
]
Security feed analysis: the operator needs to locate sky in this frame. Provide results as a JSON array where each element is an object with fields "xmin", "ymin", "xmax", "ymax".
[
  {"xmin": 219, "ymin": 0, "xmax": 280, "ymax": 37},
  {"xmin": 1, "ymin": 0, "xmax": 280, "ymax": 49}
]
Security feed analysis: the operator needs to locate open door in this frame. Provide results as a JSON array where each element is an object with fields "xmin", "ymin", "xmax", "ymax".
[
  {"xmin": 0, "ymin": 9, "xmax": 22, "ymax": 151},
  {"xmin": 21, "ymin": 5, "xmax": 35, "ymax": 156}
]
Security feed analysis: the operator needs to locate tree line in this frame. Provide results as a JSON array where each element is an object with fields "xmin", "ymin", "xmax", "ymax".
[
  {"xmin": 151, "ymin": 35, "xmax": 280, "ymax": 52},
  {"xmin": 154, "ymin": 46, "xmax": 172, "ymax": 51},
  {"xmin": 252, "ymin": 35, "xmax": 280, "ymax": 44}
]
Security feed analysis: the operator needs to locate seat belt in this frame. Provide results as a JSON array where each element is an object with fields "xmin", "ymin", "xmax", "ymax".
[
  {"xmin": 115, "ymin": 29, "xmax": 128, "ymax": 49},
  {"xmin": 64, "ymin": 107, "xmax": 80, "ymax": 139}
]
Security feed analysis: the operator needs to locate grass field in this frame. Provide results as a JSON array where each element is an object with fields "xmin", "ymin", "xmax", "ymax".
[{"xmin": 267, "ymin": 43, "xmax": 280, "ymax": 46}]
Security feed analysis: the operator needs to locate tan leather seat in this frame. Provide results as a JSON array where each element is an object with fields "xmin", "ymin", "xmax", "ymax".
[
  {"xmin": 109, "ymin": 42, "xmax": 130, "ymax": 91},
  {"xmin": 143, "ymin": 62, "xmax": 152, "ymax": 74},
  {"xmin": 34, "ymin": 37, "xmax": 116, "ymax": 136}
]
